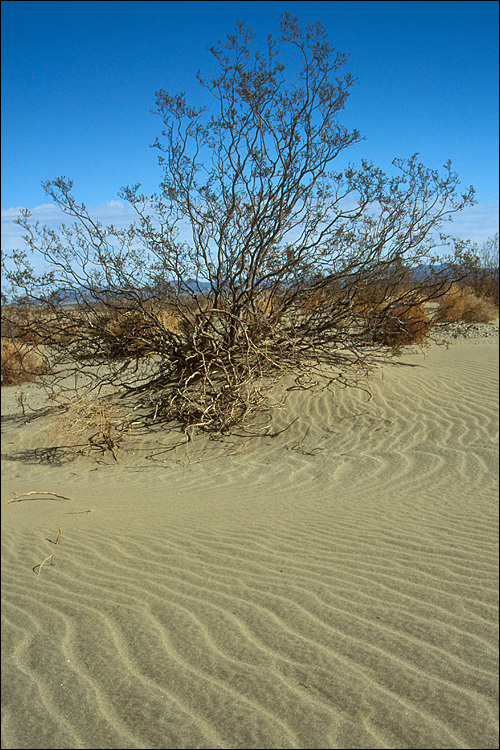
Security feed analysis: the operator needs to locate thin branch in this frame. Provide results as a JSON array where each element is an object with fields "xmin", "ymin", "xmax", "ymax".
[
  {"xmin": 6, "ymin": 491, "xmax": 74, "ymax": 504},
  {"xmin": 33, "ymin": 555, "xmax": 54, "ymax": 576}
]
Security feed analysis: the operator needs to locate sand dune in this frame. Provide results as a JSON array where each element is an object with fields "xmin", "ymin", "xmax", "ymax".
[{"xmin": 1, "ymin": 335, "xmax": 498, "ymax": 749}]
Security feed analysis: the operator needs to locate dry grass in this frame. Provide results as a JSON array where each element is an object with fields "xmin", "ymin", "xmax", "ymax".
[
  {"xmin": 157, "ymin": 308, "xmax": 181, "ymax": 333},
  {"xmin": 95, "ymin": 303, "xmax": 184, "ymax": 358},
  {"xmin": 1, "ymin": 305, "xmax": 75, "ymax": 344},
  {"xmin": 33, "ymin": 554, "xmax": 54, "ymax": 576},
  {"xmin": 436, "ymin": 285, "xmax": 499, "ymax": 324},
  {"xmin": 199, "ymin": 290, "xmax": 281, "ymax": 321},
  {"xmin": 54, "ymin": 393, "xmax": 134, "ymax": 460},
  {"xmin": 1, "ymin": 337, "xmax": 50, "ymax": 386},
  {"xmin": 6, "ymin": 491, "xmax": 74, "ymax": 504},
  {"xmin": 99, "ymin": 309, "xmax": 152, "ymax": 358}
]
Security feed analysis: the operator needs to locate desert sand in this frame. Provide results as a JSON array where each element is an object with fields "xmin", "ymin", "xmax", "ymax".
[{"xmin": 1, "ymin": 331, "xmax": 498, "ymax": 749}]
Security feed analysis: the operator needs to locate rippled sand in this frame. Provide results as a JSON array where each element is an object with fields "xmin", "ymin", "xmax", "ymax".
[{"xmin": 2, "ymin": 336, "xmax": 498, "ymax": 749}]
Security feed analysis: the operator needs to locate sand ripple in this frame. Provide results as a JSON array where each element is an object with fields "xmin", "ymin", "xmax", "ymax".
[{"xmin": 2, "ymin": 339, "xmax": 498, "ymax": 748}]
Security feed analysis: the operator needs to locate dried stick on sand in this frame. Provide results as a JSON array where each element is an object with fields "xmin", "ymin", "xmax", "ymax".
[
  {"xmin": 5, "ymin": 491, "xmax": 74, "ymax": 504},
  {"xmin": 33, "ymin": 555, "xmax": 54, "ymax": 576}
]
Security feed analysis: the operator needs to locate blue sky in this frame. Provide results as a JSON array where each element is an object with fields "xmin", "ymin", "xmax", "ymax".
[{"xmin": 2, "ymin": 0, "xmax": 499, "ymax": 254}]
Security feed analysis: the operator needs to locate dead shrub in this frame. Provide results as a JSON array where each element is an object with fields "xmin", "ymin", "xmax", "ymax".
[
  {"xmin": 299, "ymin": 281, "xmax": 349, "ymax": 315},
  {"xmin": 369, "ymin": 302, "xmax": 431, "ymax": 347},
  {"xmin": 92, "ymin": 302, "xmax": 186, "ymax": 358},
  {"xmin": 1, "ymin": 305, "xmax": 45, "ymax": 343},
  {"xmin": 436, "ymin": 284, "xmax": 499, "ymax": 323},
  {"xmin": 245, "ymin": 290, "xmax": 283, "ymax": 335},
  {"xmin": 1, "ymin": 337, "xmax": 50, "ymax": 386}
]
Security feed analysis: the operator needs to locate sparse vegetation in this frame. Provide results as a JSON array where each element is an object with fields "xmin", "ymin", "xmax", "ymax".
[
  {"xmin": 444, "ymin": 234, "xmax": 499, "ymax": 307},
  {"xmin": 53, "ymin": 393, "xmax": 135, "ymax": 460},
  {"xmin": 2, "ymin": 15, "xmax": 478, "ymax": 442},
  {"xmin": 368, "ymin": 301, "xmax": 431, "ymax": 347},
  {"xmin": 1, "ymin": 337, "xmax": 50, "ymax": 386},
  {"xmin": 435, "ymin": 284, "xmax": 499, "ymax": 324}
]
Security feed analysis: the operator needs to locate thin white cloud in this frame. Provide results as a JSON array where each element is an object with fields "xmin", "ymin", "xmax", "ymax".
[
  {"xmin": 89, "ymin": 201, "xmax": 138, "ymax": 221},
  {"xmin": 1, "ymin": 200, "xmax": 138, "ymax": 252},
  {"xmin": 447, "ymin": 202, "xmax": 499, "ymax": 245},
  {"xmin": 2, "ymin": 198, "xmax": 498, "ymax": 257}
]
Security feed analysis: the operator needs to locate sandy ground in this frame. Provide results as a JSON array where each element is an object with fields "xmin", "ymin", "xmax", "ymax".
[{"xmin": 1, "ymin": 331, "xmax": 498, "ymax": 749}]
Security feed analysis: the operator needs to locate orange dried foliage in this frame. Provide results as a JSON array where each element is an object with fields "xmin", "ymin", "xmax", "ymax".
[
  {"xmin": 1, "ymin": 337, "xmax": 49, "ymax": 386},
  {"xmin": 436, "ymin": 284, "xmax": 498, "ymax": 323},
  {"xmin": 370, "ymin": 302, "xmax": 431, "ymax": 347}
]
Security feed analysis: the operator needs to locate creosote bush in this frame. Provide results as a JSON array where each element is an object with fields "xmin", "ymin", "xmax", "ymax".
[{"xmin": 2, "ymin": 15, "xmax": 477, "ymax": 438}]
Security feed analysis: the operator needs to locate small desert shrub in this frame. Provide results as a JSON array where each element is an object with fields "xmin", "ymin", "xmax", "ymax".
[
  {"xmin": 369, "ymin": 302, "xmax": 431, "ymax": 347},
  {"xmin": 436, "ymin": 284, "xmax": 499, "ymax": 323},
  {"xmin": 1, "ymin": 337, "xmax": 49, "ymax": 386},
  {"xmin": 445, "ymin": 235, "xmax": 499, "ymax": 306},
  {"xmin": 55, "ymin": 393, "xmax": 133, "ymax": 459}
]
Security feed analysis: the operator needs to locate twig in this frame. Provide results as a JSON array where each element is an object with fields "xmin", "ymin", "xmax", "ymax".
[
  {"xmin": 65, "ymin": 509, "xmax": 93, "ymax": 515},
  {"xmin": 33, "ymin": 555, "xmax": 54, "ymax": 576},
  {"xmin": 55, "ymin": 528, "xmax": 62, "ymax": 545},
  {"xmin": 18, "ymin": 390, "xmax": 28, "ymax": 421},
  {"xmin": 6, "ymin": 491, "xmax": 74, "ymax": 504},
  {"xmin": 267, "ymin": 416, "xmax": 300, "ymax": 438},
  {"xmin": 295, "ymin": 426, "xmax": 311, "ymax": 454},
  {"xmin": 293, "ymin": 426, "xmax": 324, "ymax": 456}
]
